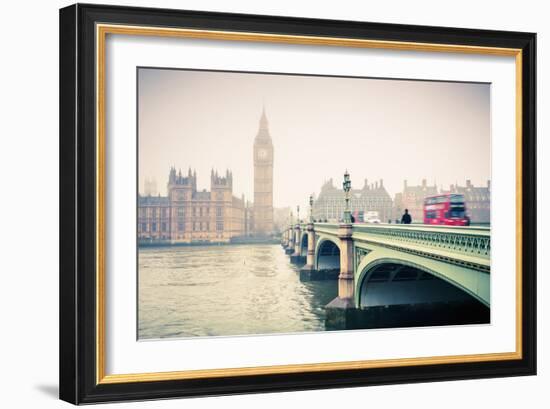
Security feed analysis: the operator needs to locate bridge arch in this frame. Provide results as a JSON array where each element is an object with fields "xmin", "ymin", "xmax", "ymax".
[
  {"xmin": 300, "ymin": 232, "xmax": 308, "ymax": 257},
  {"xmin": 353, "ymin": 256, "xmax": 489, "ymax": 327},
  {"xmin": 357, "ymin": 257, "xmax": 488, "ymax": 307},
  {"xmin": 314, "ymin": 237, "xmax": 341, "ymax": 272}
]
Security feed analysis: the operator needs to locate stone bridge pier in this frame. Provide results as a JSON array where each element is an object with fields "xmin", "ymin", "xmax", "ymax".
[
  {"xmin": 281, "ymin": 227, "xmax": 289, "ymax": 249},
  {"xmin": 325, "ymin": 223, "xmax": 357, "ymax": 330},
  {"xmin": 284, "ymin": 223, "xmax": 295, "ymax": 255},
  {"xmin": 290, "ymin": 224, "xmax": 306, "ymax": 264},
  {"xmin": 299, "ymin": 223, "xmax": 317, "ymax": 279}
]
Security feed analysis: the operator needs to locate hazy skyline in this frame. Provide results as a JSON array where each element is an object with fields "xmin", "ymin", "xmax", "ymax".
[{"xmin": 138, "ymin": 68, "xmax": 490, "ymax": 211}]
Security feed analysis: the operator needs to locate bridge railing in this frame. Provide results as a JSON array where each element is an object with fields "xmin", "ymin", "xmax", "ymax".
[
  {"xmin": 352, "ymin": 224, "xmax": 490, "ymax": 258},
  {"xmin": 305, "ymin": 222, "xmax": 490, "ymax": 259}
]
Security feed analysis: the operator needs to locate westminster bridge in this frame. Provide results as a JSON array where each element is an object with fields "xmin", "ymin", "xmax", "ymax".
[{"xmin": 281, "ymin": 222, "xmax": 490, "ymax": 330}]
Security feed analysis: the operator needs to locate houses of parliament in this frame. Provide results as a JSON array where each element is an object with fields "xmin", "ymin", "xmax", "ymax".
[{"xmin": 138, "ymin": 109, "xmax": 274, "ymax": 244}]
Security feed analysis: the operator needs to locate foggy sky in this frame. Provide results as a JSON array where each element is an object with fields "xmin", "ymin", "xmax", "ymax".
[{"xmin": 138, "ymin": 68, "xmax": 490, "ymax": 212}]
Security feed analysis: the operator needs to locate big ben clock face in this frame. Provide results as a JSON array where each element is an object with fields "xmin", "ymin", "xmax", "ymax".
[{"xmin": 258, "ymin": 149, "xmax": 268, "ymax": 159}]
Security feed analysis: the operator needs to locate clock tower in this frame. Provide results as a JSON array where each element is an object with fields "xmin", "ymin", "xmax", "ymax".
[{"xmin": 253, "ymin": 107, "xmax": 274, "ymax": 236}]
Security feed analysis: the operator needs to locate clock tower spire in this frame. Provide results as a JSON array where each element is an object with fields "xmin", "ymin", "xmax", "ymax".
[
  {"xmin": 256, "ymin": 105, "xmax": 271, "ymax": 141},
  {"xmin": 253, "ymin": 106, "xmax": 274, "ymax": 236}
]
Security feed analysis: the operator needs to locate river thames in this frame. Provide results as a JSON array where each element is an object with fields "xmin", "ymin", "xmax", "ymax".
[{"xmin": 138, "ymin": 244, "xmax": 337, "ymax": 339}]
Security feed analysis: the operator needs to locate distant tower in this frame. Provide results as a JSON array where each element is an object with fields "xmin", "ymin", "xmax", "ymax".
[
  {"xmin": 144, "ymin": 177, "xmax": 158, "ymax": 196},
  {"xmin": 253, "ymin": 107, "xmax": 274, "ymax": 236}
]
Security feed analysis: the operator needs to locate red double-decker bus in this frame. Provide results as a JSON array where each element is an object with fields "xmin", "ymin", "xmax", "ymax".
[{"xmin": 423, "ymin": 193, "xmax": 470, "ymax": 226}]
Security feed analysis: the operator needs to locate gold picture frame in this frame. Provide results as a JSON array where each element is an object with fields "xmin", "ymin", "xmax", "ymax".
[{"xmin": 60, "ymin": 4, "xmax": 536, "ymax": 404}]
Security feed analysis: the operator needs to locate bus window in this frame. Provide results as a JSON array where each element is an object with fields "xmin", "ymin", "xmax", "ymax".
[{"xmin": 450, "ymin": 206, "xmax": 465, "ymax": 218}]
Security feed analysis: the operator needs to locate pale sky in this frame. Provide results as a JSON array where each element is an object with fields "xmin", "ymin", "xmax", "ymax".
[{"xmin": 138, "ymin": 68, "xmax": 490, "ymax": 212}]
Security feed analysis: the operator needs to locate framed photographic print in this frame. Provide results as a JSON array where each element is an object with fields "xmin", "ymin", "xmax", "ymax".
[{"xmin": 59, "ymin": 3, "xmax": 536, "ymax": 404}]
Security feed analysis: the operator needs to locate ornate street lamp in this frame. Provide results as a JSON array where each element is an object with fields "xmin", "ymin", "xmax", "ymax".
[
  {"xmin": 343, "ymin": 170, "xmax": 352, "ymax": 223},
  {"xmin": 290, "ymin": 210, "xmax": 293, "ymax": 226},
  {"xmin": 309, "ymin": 194, "xmax": 314, "ymax": 223},
  {"xmin": 296, "ymin": 205, "xmax": 300, "ymax": 224}
]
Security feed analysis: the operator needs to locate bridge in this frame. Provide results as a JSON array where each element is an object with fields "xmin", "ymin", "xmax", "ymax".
[{"xmin": 281, "ymin": 222, "xmax": 490, "ymax": 330}]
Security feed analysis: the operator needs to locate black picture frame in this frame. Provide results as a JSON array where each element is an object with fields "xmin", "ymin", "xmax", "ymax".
[{"xmin": 59, "ymin": 3, "xmax": 536, "ymax": 404}]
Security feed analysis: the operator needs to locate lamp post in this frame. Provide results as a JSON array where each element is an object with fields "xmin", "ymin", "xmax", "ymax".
[
  {"xmin": 297, "ymin": 205, "xmax": 300, "ymax": 224},
  {"xmin": 309, "ymin": 194, "xmax": 314, "ymax": 223},
  {"xmin": 343, "ymin": 170, "xmax": 352, "ymax": 224}
]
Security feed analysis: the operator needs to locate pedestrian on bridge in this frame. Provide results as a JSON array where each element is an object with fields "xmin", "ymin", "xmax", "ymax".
[{"xmin": 401, "ymin": 209, "xmax": 412, "ymax": 224}]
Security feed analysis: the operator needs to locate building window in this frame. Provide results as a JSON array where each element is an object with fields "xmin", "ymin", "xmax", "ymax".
[
  {"xmin": 141, "ymin": 223, "xmax": 147, "ymax": 232},
  {"xmin": 151, "ymin": 223, "xmax": 157, "ymax": 232},
  {"xmin": 161, "ymin": 222, "xmax": 167, "ymax": 232},
  {"xmin": 216, "ymin": 207, "xmax": 222, "ymax": 217},
  {"xmin": 152, "ymin": 208, "xmax": 157, "ymax": 217},
  {"xmin": 216, "ymin": 222, "xmax": 223, "ymax": 231},
  {"xmin": 177, "ymin": 207, "xmax": 184, "ymax": 217},
  {"xmin": 178, "ymin": 222, "xmax": 184, "ymax": 232}
]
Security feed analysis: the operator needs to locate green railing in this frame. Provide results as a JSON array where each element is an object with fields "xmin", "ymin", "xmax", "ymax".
[
  {"xmin": 302, "ymin": 223, "xmax": 490, "ymax": 259},
  {"xmin": 353, "ymin": 224, "xmax": 490, "ymax": 258}
]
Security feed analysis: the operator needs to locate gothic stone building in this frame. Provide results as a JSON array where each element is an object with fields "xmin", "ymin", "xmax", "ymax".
[
  {"xmin": 313, "ymin": 178, "xmax": 393, "ymax": 222},
  {"xmin": 138, "ymin": 168, "xmax": 247, "ymax": 244},
  {"xmin": 393, "ymin": 179, "xmax": 438, "ymax": 223},
  {"xmin": 138, "ymin": 108, "xmax": 275, "ymax": 244}
]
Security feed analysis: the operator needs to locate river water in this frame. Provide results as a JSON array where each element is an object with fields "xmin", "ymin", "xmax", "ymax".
[{"xmin": 138, "ymin": 244, "xmax": 338, "ymax": 339}]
